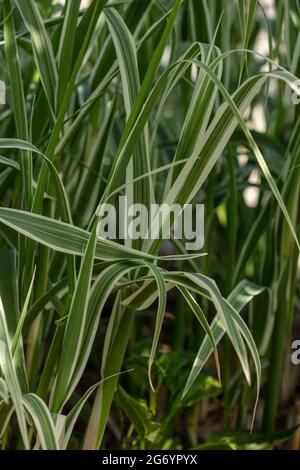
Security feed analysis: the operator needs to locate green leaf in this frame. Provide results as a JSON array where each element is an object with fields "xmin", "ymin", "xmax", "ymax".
[
  {"xmin": 104, "ymin": 7, "xmax": 153, "ymax": 240},
  {"xmin": 15, "ymin": 0, "xmax": 58, "ymax": 114},
  {"xmin": 56, "ymin": 0, "xmax": 81, "ymax": 110},
  {"xmin": 0, "ymin": 208, "xmax": 154, "ymax": 261},
  {"xmin": 0, "ymin": 378, "xmax": 9, "ymax": 404},
  {"xmin": 65, "ymin": 263, "xmax": 137, "ymax": 404},
  {"xmin": 194, "ymin": 427, "xmax": 298, "ymax": 450},
  {"xmin": 3, "ymin": 0, "xmax": 32, "ymax": 209},
  {"xmin": 183, "ymin": 280, "xmax": 266, "ymax": 399},
  {"xmin": 11, "ymin": 267, "xmax": 36, "ymax": 356},
  {"xmin": 22, "ymin": 393, "xmax": 58, "ymax": 450},
  {"xmin": 116, "ymin": 385, "xmax": 160, "ymax": 443},
  {"xmin": 0, "ymin": 155, "xmax": 20, "ymax": 171},
  {"xmin": 0, "ymin": 250, "xmax": 27, "ymax": 392},
  {"xmin": 0, "ymin": 297, "xmax": 29, "ymax": 449},
  {"xmin": 51, "ymin": 227, "xmax": 97, "ymax": 412}
]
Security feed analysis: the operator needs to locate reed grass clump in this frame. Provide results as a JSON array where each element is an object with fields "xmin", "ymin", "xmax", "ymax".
[{"xmin": 0, "ymin": 0, "xmax": 299, "ymax": 450}]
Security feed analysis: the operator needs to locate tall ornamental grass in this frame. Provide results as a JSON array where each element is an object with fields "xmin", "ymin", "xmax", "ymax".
[{"xmin": 0, "ymin": 0, "xmax": 299, "ymax": 450}]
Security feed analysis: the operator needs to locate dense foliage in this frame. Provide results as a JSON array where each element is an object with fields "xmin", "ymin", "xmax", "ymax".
[{"xmin": 0, "ymin": 0, "xmax": 299, "ymax": 450}]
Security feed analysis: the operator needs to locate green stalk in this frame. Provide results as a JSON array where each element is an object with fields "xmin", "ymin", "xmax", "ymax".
[
  {"xmin": 3, "ymin": 0, "xmax": 32, "ymax": 210},
  {"xmin": 3, "ymin": 0, "xmax": 34, "ymax": 301},
  {"xmin": 32, "ymin": 0, "xmax": 107, "ymax": 216},
  {"xmin": 262, "ymin": 264, "xmax": 289, "ymax": 431},
  {"xmin": 83, "ymin": 307, "xmax": 135, "ymax": 449},
  {"xmin": 27, "ymin": 200, "xmax": 52, "ymax": 390},
  {"xmin": 223, "ymin": 146, "xmax": 237, "ymax": 429},
  {"xmin": 37, "ymin": 326, "xmax": 65, "ymax": 399}
]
